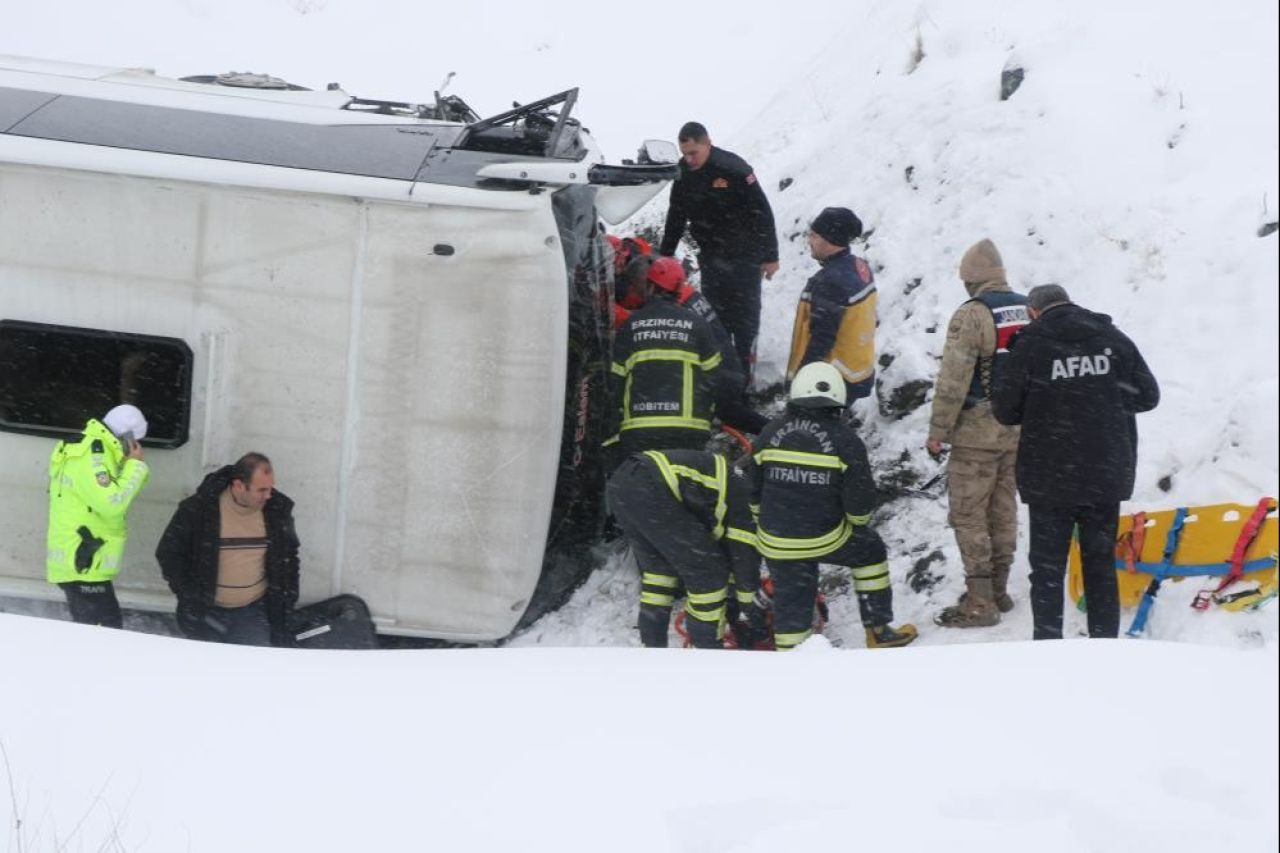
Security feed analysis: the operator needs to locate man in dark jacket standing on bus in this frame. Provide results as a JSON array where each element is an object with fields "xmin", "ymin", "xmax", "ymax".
[
  {"xmin": 993, "ymin": 284, "xmax": 1159, "ymax": 640},
  {"xmin": 659, "ymin": 122, "xmax": 779, "ymax": 383},
  {"xmin": 156, "ymin": 452, "xmax": 301, "ymax": 646}
]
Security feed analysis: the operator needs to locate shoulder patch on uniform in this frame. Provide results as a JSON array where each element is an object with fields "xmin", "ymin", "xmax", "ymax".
[
  {"xmin": 854, "ymin": 257, "xmax": 873, "ymax": 282},
  {"xmin": 96, "ymin": 471, "xmax": 112, "ymax": 486},
  {"xmin": 745, "ymin": 173, "xmax": 756, "ymax": 185}
]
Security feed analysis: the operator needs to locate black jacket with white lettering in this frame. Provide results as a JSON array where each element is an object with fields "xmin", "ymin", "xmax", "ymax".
[
  {"xmin": 659, "ymin": 147, "xmax": 779, "ymax": 264},
  {"xmin": 744, "ymin": 403, "xmax": 877, "ymax": 560},
  {"xmin": 992, "ymin": 303, "xmax": 1160, "ymax": 507},
  {"xmin": 608, "ymin": 293, "xmax": 724, "ymax": 455}
]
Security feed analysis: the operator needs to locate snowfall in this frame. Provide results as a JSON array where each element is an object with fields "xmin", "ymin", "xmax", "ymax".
[{"xmin": 2, "ymin": 1, "xmax": 1277, "ymax": 851}]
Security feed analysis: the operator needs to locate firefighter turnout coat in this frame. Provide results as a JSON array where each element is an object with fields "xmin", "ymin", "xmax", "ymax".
[{"xmin": 608, "ymin": 292, "xmax": 724, "ymax": 455}]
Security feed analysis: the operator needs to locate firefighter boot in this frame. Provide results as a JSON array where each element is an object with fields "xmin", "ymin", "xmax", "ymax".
[
  {"xmin": 935, "ymin": 576, "xmax": 1000, "ymax": 628},
  {"xmin": 865, "ymin": 623, "xmax": 918, "ymax": 648},
  {"xmin": 992, "ymin": 563, "xmax": 1015, "ymax": 613}
]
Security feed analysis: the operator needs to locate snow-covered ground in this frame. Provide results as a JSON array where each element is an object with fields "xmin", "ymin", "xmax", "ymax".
[
  {"xmin": 3, "ymin": 614, "xmax": 1277, "ymax": 852},
  {"xmin": 3, "ymin": 1, "xmax": 1278, "ymax": 850}
]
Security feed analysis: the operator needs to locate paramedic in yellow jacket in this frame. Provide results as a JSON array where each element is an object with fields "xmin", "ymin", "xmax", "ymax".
[
  {"xmin": 46, "ymin": 404, "xmax": 151, "ymax": 628},
  {"xmin": 786, "ymin": 207, "xmax": 877, "ymax": 403}
]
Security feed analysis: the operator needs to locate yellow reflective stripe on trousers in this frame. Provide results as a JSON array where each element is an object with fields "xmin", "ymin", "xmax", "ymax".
[
  {"xmin": 756, "ymin": 523, "xmax": 852, "ymax": 560},
  {"xmin": 846, "ymin": 512, "xmax": 871, "ymax": 526},
  {"xmin": 774, "ymin": 628, "xmax": 812, "ymax": 650},
  {"xmin": 685, "ymin": 587, "xmax": 727, "ymax": 623},
  {"xmin": 642, "ymin": 572, "xmax": 680, "ymax": 588},
  {"xmin": 753, "ymin": 449, "xmax": 847, "ymax": 470},
  {"xmin": 723, "ymin": 526, "xmax": 757, "ymax": 547},
  {"xmin": 851, "ymin": 561, "xmax": 890, "ymax": 592},
  {"xmin": 687, "ymin": 588, "xmax": 727, "ymax": 605},
  {"xmin": 640, "ymin": 591, "xmax": 676, "ymax": 607},
  {"xmin": 734, "ymin": 588, "xmax": 756, "ymax": 605}
]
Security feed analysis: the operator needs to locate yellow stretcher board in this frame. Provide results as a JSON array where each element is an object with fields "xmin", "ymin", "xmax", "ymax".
[{"xmin": 1068, "ymin": 500, "xmax": 1278, "ymax": 608}]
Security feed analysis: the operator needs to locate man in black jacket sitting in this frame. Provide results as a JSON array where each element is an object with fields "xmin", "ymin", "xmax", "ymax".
[
  {"xmin": 993, "ymin": 285, "xmax": 1160, "ymax": 639},
  {"xmin": 156, "ymin": 452, "xmax": 301, "ymax": 646}
]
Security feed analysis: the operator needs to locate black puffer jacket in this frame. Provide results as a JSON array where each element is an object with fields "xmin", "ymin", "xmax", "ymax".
[
  {"xmin": 993, "ymin": 303, "xmax": 1159, "ymax": 507},
  {"xmin": 155, "ymin": 466, "xmax": 301, "ymax": 644}
]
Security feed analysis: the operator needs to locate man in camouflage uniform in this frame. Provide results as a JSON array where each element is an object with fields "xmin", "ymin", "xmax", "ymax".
[{"xmin": 926, "ymin": 239, "xmax": 1029, "ymax": 627}]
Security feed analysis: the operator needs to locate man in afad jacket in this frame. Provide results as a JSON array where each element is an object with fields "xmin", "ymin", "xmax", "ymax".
[
  {"xmin": 786, "ymin": 206, "xmax": 877, "ymax": 403},
  {"xmin": 993, "ymin": 284, "xmax": 1159, "ymax": 639},
  {"xmin": 927, "ymin": 239, "xmax": 1029, "ymax": 627},
  {"xmin": 659, "ymin": 122, "xmax": 779, "ymax": 382},
  {"xmin": 46, "ymin": 404, "xmax": 151, "ymax": 628},
  {"xmin": 156, "ymin": 452, "xmax": 300, "ymax": 646}
]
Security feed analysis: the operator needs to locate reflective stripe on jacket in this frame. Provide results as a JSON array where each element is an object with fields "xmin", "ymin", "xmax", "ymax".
[
  {"xmin": 786, "ymin": 249, "xmax": 877, "ymax": 392},
  {"xmin": 46, "ymin": 419, "xmax": 150, "ymax": 584},
  {"xmin": 745, "ymin": 405, "xmax": 876, "ymax": 561}
]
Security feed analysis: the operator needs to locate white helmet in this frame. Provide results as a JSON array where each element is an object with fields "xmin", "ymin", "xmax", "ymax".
[{"xmin": 789, "ymin": 362, "xmax": 846, "ymax": 408}]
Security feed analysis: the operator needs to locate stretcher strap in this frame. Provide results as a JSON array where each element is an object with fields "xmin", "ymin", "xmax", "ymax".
[{"xmin": 1215, "ymin": 497, "xmax": 1275, "ymax": 593}]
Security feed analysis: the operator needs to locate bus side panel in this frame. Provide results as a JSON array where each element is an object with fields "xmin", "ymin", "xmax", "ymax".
[
  {"xmin": 0, "ymin": 163, "xmax": 358, "ymax": 610},
  {"xmin": 338, "ymin": 202, "xmax": 567, "ymax": 639}
]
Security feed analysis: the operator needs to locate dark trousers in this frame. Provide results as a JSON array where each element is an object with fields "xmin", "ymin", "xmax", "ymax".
[
  {"xmin": 178, "ymin": 598, "xmax": 272, "ymax": 646},
  {"xmin": 767, "ymin": 528, "xmax": 894, "ymax": 649},
  {"xmin": 608, "ymin": 457, "xmax": 731, "ymax": 649},
  {"xmin": 700, "ymin": 255, "xmax": 763, "ymax": 384},
  {"xmin": 1028, "ymin": 503, "xmax": 1120, "ymax": 639},
  {"xmin": 60, "ymin": 581, "xmax": 123, "ymax": 628}
]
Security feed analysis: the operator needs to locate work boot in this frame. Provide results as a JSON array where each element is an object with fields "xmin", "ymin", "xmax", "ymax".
[
  {"xmin": 935, "ymin": 576, "xmax": 1000, "ymax": 628},
  {"xmin": 865, "ymin": 623, "xmax": 918, "ymax": 648},
  {"xmin": 992, "ymin": 564, "xmax": 1015, "ymax": 613}
]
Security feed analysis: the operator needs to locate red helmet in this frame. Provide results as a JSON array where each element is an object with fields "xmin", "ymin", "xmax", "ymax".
[{"xmin": 647, "ymin": 256, "xmax": 686, "ymax": 292}]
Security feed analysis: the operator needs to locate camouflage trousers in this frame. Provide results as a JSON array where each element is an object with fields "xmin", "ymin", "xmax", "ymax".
[{"xmin": 946, "ymin": 445, "xmax": 1018, "ymax": 594}]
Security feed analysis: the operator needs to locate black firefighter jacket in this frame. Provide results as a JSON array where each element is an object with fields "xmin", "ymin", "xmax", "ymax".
[
  {"xmin": 608, "ymin": 293, "xmax": 725, "ymax": 455},
  {"xmin": 155, "ymin": 466, "xmax": 301, "ymax": 642},
  {"xmin": 659, "ymin": 146, "xmax": 779, "ymax": 264},
  {"xmin": 745, "ymin": 404, "xmax": 878, "ymax": 561},
  {"xmin": 992, "ymin": 303, "xmax": 1160, "ymax": 507}
]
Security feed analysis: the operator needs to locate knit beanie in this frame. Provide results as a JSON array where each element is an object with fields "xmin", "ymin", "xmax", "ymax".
[
  {"xmin": 810, "ymin": 207, "xmax": 863, "ymax": 245},
  {"xmin": 103, "ymin": 404, "xmax": 148, "ymax": 441},
  {"xmin": 959, "ymin": 239, "xmax": 1006, "ymax": 285}
]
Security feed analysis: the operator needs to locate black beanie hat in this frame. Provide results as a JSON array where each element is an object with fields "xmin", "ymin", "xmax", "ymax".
[{"xmin": 810, "ymin": 207, "xmax": 863, "ymax": 245}]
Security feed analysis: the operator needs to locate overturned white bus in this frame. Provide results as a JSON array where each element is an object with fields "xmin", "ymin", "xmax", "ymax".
[{"xmin": 0, "ymin": 55, "xmax": 675, "ymax": 641}]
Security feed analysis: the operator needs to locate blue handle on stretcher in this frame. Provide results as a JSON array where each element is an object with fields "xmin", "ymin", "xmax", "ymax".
[
  {"xmin": 1115, "ymin": 556, "xmax": 1276, "ymax": 578},
  {"xmin": 1125, "ymin": 507, "xmax": 1189, "ymax": 638}
]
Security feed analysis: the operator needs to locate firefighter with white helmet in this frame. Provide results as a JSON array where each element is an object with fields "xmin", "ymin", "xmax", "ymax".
[{"xmin": 745, "ymin": 363, "xmax": 917, "ymax": 649}]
